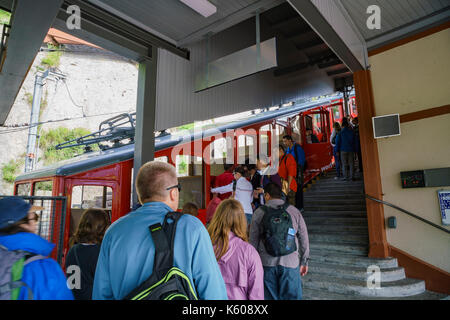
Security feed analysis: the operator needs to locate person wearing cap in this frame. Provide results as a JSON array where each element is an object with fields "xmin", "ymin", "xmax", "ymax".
[
  {"xmin": 211, "ymin": 165, "xmax": 254, "ymax": 226},
  {"xmin": 253, "ymin": 155, "xmax": 282, "ymax": 206},
  {"xmin": 0, "ymin": 197, "xmax": 74, "ymax": 300}
]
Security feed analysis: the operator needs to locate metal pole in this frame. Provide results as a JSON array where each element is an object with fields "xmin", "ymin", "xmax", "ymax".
[
  {"xmin": 256, "ymin": 10, "xmax": 261, "ymax": 68},
  {"xmin": 25, "ymin": 72, "xmax": 45, "ymax": 172}
]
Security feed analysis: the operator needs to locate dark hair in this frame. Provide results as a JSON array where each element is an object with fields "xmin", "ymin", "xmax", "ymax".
[
  {"xmin": 70, "ymin": 209, "xmax": 110, "ymax": 247},
  {"xmin": 278, "ymin": 145, "xmax": 285, "ymax": 153},
  {"xmin": 264, "ymin": 183, "xmax": 283, "ymax": 199},
  {"xmin": 342, "ymin": 117, "xmax": 349, "ymax": 128},
  {"xmin": 223, "ymin": 163, "xmax": 233, "ymax": 171},
  {"xmin": 0, "ymin": 215, "xmax": 31, "ymax": 235},
  {"xmin": 233, "ymin": 165, "xmax": 246, "ymax": 176},
  {"xmin": 182, "ymin": 202, "xmax": 198, "ymax": 216},
  {"xmin": 247, "ymin": 164, "xmax": 257, "ymax": 171},
  {"xmin": 282, "ymin": 135, "xmax": 293, "ymax": 141}
]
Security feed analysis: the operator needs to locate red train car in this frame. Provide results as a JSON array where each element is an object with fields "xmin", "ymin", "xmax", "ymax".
[{"xmin": 13, "ymin": 95, "xmax": 353, "ymax": 265}]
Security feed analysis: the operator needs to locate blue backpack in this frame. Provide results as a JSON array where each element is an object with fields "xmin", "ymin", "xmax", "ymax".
[{"xmin": 0, "ymin": 244, "xmax": 45, "ymax": 300}]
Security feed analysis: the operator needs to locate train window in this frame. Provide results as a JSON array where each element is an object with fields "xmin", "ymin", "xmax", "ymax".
[
  {"xmin": 237, "ymin": 134, "xmax": 256, "ymax": 165},
  {"xmin": 210, "ymin": 137, "xmax": 233, "ymax": 177},
  {"xmin": 289, "ymin": 116, "xmax": 302, "ymax": 145},
  {"xmin": 16, "ymin": 183, "xmax": 31, "ymax": 196},
  {"xmin": 259, "ymin": 125, "xmax": 271, "ymax": 159},
  {"xmin": 155, "ymin": 156, "xmax": 168, "ymax": 163},
  {"xmin": 332, "ymin": 106, "xmax": 341, "ymax": 122},
  {"xmin": 70, "ymin": 185, "xmax": 113, "ymax": 241},
  {"xmin": 71, "ymin": 186, "xmax": 113, "ymax": 210},
  {"xmin": 351, "ymin": 100, "xmax": 358, "ymax": 116},
  {"xmin": 176, "ymin": 155, "xmax": 190, "ymax": 177},
  {"xmin": 305, "ymin": 115, "xmax": 321, "ymax": 144},
  {"xmin": 33, "ymin": 181, "xmax": 53, "ymax": 196},
  {"xmin": 176, "ymin": 155, "xmax": 204, "ymax": 210}
]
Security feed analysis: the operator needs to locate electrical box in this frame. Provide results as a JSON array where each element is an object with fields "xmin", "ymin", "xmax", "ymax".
[
  {"xmin": 387, "ymin": 217, "xmax": 397, "ymax": 229},
  {"xmin": 401, "ymin": 167, "xmax": 450, "ymax": 189}
]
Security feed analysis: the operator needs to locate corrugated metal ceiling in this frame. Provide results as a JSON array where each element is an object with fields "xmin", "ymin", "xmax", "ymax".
[
  {"xmin": 86, "ymin": 0, "xmax": 282, "ymax": 45},
  {"xmin": 340, "ymin": 0, "xmax": 450, "ymax": 41}
]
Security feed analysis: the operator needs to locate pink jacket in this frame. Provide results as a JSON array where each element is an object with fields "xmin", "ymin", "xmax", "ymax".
[{"xmin": 216, "ymin": 232, "xmax": 264, "ymax": 300}]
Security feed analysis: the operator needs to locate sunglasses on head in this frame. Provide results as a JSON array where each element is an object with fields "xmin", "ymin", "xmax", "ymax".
[
  {"xmin": 166, "ymin": 183, "xmax": 181, "ymax": 192},
  {"xmin": 27, "ymin": 212, "xmax": 39, "ymax": 223}
]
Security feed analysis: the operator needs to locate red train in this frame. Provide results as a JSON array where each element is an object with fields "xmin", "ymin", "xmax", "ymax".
[{"xmin": 13, "ymin": 94, "xmax": 356, "ymax": 265}]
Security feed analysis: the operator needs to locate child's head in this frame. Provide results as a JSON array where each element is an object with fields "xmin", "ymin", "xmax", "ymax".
[{"xmin": 182, "ymin": 202, "xmax": 199, "ymax": 217}]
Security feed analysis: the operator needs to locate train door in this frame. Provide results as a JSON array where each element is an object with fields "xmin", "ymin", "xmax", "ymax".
[
  {"xmin": 300, "ymin": 108, "xmax": 333, "ymax": 174},
  {"xmin": 62, "ymin": 179, "xmax": 117, "ymax": 266}
]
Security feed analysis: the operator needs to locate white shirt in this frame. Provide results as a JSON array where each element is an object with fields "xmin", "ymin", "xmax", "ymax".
[{"xmin": 211, "ymin": 177, "xmax": 254, "ymax": 214}]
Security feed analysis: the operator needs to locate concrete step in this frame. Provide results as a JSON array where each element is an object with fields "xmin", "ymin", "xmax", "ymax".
[
  {"xmin": 307, "ymin": 224, "xmax": 368, "ymax": 234},
  {"xmin": 310, "ymin": 242, "xmax": 369, "ymax": 255},
  {"xmin": 309, "ymin": 250, "xmax": 398, "ymax": 268},
  {"xmin": 309, "ymin": 232, "xmax": 369, "ymax": 245},
  {"xmin": 303, "ymin": 199, "xmax": 366, "ymax": 205},
  {"xmin": 315, "ymin": 181, "xmax": 365, "ymax": 187},
  {"xmin": 304, "ymin": 217, "xmax": 368, "ymax": 226},
  {"xmin": 302, "ymin": 210, "xmax": 367, "ymax": 218},
  {"xmin": 304, "ymin": 204, "xmax": 366, "ymax": 211},
  {"xmin": 308, "ymin": 261, "xmax": 405, "ymax": 282},
  {"xmin": 304, "ymin": 194, "xmax": 366, "ymax": 201},
  {"xmin": 304, "ymin": 190, "xmax": 365, "ymax": 196},
  {"xmin": 302, "ymin": 274, "xmax": 426, "ymax": 297},
  {"xmin": 302, "ymin": 288, "xmax": 449, "ymax": 300}
]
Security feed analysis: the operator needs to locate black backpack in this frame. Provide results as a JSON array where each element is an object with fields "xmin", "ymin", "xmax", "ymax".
[
  {"xmin": 260, "ymin": 202, "xmax": 297, "ymax": 257},
  {"xmin": 123, "ymin": 212, "xmax": 198, "ymax": 300}
]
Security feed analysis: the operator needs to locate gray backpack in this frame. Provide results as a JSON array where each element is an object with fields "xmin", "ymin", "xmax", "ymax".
[{"xmin": 0, "ymin": 244, "xmax": 46, "ymax": 300}]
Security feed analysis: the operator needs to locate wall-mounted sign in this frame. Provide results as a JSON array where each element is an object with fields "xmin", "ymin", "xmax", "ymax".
[
  {"xmin": 372, "ymin": 114, "xmax": 401, "ymax": 139},
  {"xmin": 437, "ymin": 190, "xmax": 450, "ymax": 226}
]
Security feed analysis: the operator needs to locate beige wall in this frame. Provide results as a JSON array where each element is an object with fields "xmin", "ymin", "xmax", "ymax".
[{"xmin": 369, "ymin": 28, "xmax": 450, "ymax": 272}]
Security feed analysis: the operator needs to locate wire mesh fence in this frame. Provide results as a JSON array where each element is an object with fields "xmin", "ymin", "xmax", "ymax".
[{"xmin": 0, "ymin": 195, "xmax": 67, "ymax": 265}]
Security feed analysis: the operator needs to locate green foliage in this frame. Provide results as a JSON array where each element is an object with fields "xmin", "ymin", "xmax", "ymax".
[
  {"xmin": 35, "ymin": 180, "xmax": 53, "ymax": 192},
  {"xmin": 1, "ymin": 159, "xmax": 24, "ymax": 183},
  {"xmin": 177, "ymin": 123, "xmax": 195, "ymax": 131},
  {"xmin": 25, "ymin": 92, "xmax": 33, "ymax": 106},
  {"xmin": 41, "ymin": 44, "xmax": 62, "ymax": 68},
  {"xmin": 39, "ymin": 127, "xmax": 98, "ymax": 165},
  {"xmin": 0, "ymin": 9, "xmax": 10, "ymax": 25}
]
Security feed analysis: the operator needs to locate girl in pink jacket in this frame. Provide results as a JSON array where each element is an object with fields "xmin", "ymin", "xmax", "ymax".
[{"xmin": 208, "ymin": 199, "xmax": 264, "ymax": 300}]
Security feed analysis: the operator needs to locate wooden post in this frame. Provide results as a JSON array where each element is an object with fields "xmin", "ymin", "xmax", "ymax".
[{"xmin": 354, "ymin": 69, "xmax": 390, "ymax": 258}]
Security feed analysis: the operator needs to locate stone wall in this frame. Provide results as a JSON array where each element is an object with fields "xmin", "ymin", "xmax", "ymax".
[{"xmin": 0, "ymin": 45, "xmax": 138, "ymax": 194}]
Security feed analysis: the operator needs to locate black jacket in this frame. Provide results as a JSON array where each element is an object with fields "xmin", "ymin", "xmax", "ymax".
[{"xmin": 65, "ymin": 243, "xmax": 101, "ymax": 300}]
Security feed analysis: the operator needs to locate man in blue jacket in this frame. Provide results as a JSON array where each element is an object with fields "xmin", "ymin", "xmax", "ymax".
[
  {"xmin": 335, "ymin": 118, "xmax": 356, "ymax": 181},
  {"xmin": 0, "ymin": 197, "xmax": 74, "ymax": 300},
  {"xmin": 283, "ymin": 135, "xmax": 306, "ymax": 211},
  {"xmin": 92, "ymin": 161, "xmax": 228, "ymax": 300}
]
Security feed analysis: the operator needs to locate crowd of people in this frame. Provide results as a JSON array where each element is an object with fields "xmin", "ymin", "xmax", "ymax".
[
  {"xmin": 2, "ymin": 123, "xmax": 363, "ymax": 300},
  {"xmin": 331, "ymin": 116, "xmax": 362, "ymax": 181}
]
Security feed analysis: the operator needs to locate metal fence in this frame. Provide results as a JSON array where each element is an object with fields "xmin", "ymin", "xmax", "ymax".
[{"xmin": 0, "ymin": 195, "xmax": 67, "ymax": 265}]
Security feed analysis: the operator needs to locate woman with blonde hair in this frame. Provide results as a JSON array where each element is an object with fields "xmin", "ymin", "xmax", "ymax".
[
  {"xmin": 65, "ymin": 208, "xmax": 110, "ymax": 300},
  {"xmin": 207, "ymin": 199, "xmax": 264, "ymax": 300}
]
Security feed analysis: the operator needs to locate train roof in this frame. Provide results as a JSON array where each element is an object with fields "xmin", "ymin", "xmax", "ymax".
[{"xmin": 15, "ymin": 94, "xmax": 344, "ymax": 182}]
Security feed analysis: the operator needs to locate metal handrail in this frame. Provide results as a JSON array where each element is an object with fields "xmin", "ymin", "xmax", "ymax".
[{"xmin": 365, "ymin": 194, "xmax": 450, "ymax": 235}]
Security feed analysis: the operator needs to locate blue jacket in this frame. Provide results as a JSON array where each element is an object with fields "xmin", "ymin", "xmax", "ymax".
[
  {"xmin": 336, "ymin": 127, "xmax": 356, "ymax": 153},
  {"xmin": 0, "ymin": 232, "xmax": 74, "ymax": 300},
  {"xmin": 286, "ymin": 143, "xmax": 306, "ymax": 167},
  {"xmin": 92, "ymin": 202, "xmax": 228, "ymax": 300}
]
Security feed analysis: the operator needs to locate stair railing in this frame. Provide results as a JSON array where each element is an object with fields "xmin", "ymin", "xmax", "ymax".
[{"xmin": 365, "ymin": 194, "xmax": 450, "ymax": 235}]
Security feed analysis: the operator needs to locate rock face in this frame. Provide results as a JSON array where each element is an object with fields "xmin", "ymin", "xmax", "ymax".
[{"xmin": 0, "ymin": 44, "xmax": 138, "ymax": 194}]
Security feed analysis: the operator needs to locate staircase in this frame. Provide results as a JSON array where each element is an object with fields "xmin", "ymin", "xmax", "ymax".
[{"xmin": 301, "ymin": 171, "xmax": 448, "ymax": 300}]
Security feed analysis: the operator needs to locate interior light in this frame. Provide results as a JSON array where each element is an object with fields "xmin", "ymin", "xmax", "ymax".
[{"xmin": 179, "ymin": 0, "xmax": 217, "ymax": 18}]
